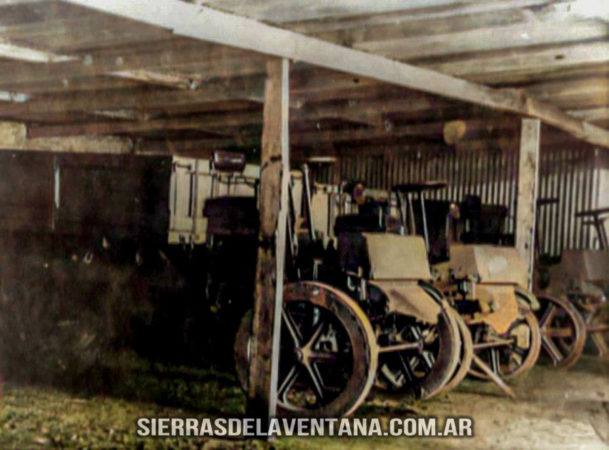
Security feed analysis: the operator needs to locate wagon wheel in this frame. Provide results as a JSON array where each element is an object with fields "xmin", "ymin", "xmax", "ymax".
[
  {"xmin": 469, "ymin": 308, "xmax": 541, "ymax": 380},
  {"xmin": 535, "ymin": 295, "xmax": 586, "ymax": 368},
  {"xmin": 374, "ymin": 288, "xmax": 460, "ymax": 400},
  {"xmin": 441, "ymin": 308, "xmax": 474, "ymax": 393},
  {"xmin": 234, "ymin": 281, "xmax": 378, "ymax": 417}
]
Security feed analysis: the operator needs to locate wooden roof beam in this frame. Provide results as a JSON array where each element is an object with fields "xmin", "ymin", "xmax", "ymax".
[{"xmin": 64, "ymin": 0, "xmax": 609, "ymax": 148}]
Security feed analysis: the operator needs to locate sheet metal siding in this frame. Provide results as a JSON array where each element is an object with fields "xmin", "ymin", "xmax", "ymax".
[{"xmin": 312, "ymin": 146, "xmax": 600, "ymax": 257}]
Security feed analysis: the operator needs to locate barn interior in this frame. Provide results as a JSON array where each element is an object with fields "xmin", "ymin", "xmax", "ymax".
[{"xmin": 0, "ymin": 0, "xmax": 608, "ymax": 448}]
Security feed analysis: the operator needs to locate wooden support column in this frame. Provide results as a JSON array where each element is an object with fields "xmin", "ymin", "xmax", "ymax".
[
  {"xmin": 247, "ymin": 58, "xmax": 290, "ymax": 421},
  {"xmin": 516, "ymin": 118, "xmax": 541, "ymax": 289}
]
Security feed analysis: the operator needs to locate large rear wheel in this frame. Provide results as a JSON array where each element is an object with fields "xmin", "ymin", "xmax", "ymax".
[
  {"xmin": 536, "ymin": 295, "xmax": 586, "ymax": 368},
  {"xmin": 441, "ymin": 308, "xmax": 474, "ymax": 393},
  {"xmin": 374, "ymin": 285, "xmax": 460, "ymax": 400},
  {"xmin": 234, "ymin": 281, "xmax": 377, "ymax": 417}
]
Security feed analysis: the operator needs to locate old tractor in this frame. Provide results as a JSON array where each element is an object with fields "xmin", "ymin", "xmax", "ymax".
[
  {"xmin": 210, "ymin": 153, "xmax": 468, "ymax": 416},
  {"xmin": 204, "ymin": 152, "xmax": 378, "ymax": 417},
  {"xmin": 541, "ymin": 206, "xmax": 609, "ymax": 358},
  {"xmin": 392, "ymin": 183, "xmax": 542, "ymax": 393},
  {"xmin": 532, "ymin": 198, "xmax": 587, "ymax": 369}
]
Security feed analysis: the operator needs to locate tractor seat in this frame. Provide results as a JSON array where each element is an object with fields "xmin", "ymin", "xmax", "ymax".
[
  {"xmin": 334, "ymin": 213, "xmax": 383, "ymax": 234},
  {"xmin": 203, "ymin": 197, "xmax": 258, "ymax": 236}
]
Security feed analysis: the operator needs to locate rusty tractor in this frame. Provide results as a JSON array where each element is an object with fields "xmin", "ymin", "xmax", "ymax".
[
  {"xmin": 532, "ymin": 198, "xmax": 587, "ymax": 369},
  {"xmin": 392, "ymin": 183, "xmax": 542, "ymax": 395},
  {"xmin": 540, "ymin": 206, "xmax": 609, "ymax": 359},
  {"xmin": 210, "ymin": 153, "xmax": 468, "ymax": 416}
]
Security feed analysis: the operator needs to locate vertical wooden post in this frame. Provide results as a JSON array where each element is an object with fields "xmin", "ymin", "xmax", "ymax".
[
  {"xmin": 516, "ymin": 118, "xmax": 541, "ymax": 290},
  {"xmin": 247, "ymin": 57, "xmax": 290, "ymax": 421}
]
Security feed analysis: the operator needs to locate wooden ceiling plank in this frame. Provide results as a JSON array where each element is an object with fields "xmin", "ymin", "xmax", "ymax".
[
  {"xmin": 0, "ymin": 17, "xmax": 172, "ymax": 53},
  {"xmin": 1, "ymin": 75, "xmax": 266, "ymax": 117},
  {"xmin": 3, "ymin": 75, "xmax": 142, "ymax": 94},
  {"xmin": 62, "ymin": 0, "xmax": 609, "ymax": 148},
  {"xmin": 524, "ymin": 76, "xmax": 609, "ymax": 98},
  {"xmin": 423, "ymin": 42, "xmax": 609, "ymax": 79},
  {"xmin": 312, "ymin": 7, "xmax": 530, "ymax": 46},
  {"xmin": 356, "ymin": 20, "xmax": 608, "ymax": 60},
  {"xmin": 0, "ymin": 42, "xmax": 264, "ymax": 87},
  {"xmin": 25, "ymin": 91, "xmax": 459, "ymax": 138},
  {"xmin": 286, "ymin": 0, "xmax": 552, "ymax": 34},
  {"xmin": 289, "ymin": 118, "xmax": 518, "ymax": 146}
]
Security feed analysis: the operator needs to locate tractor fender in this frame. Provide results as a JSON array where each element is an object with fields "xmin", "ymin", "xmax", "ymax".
[
  {"xmin": 514, "ymin": 286, "xmax": 541, "ymax": 311},
  {"xmin": 368, "ymin": 280, "xmax": 441, "ymax": 324}
]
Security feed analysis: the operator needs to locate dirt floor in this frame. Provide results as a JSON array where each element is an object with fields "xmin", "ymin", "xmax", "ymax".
[{"xmin": 1, "ymin": 356, "xmax": 607, "ymax": 449}]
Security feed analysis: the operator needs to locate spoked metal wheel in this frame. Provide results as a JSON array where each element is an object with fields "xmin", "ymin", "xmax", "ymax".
[
  {"xmin": 234, "ymin": 281, "xmax": 377, "ymax": 417},
  {"xmin": 441, "ymin": 308, "xmax": 474, "ymax": 393},
  {"xmin": 536, "ymin": 295, "xmax": 586, "ymax": 368},
  {"xmin": 374, "ymin": 303, "xmax": 460, "ymax": 400},
  {"xmin": 469, "ymin": 309, "xmax": 541, "ymax": 380}
]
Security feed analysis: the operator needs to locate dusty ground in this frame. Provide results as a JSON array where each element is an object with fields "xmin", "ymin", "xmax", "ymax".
[{"xmin": 0, "ymin": 356, "xmax": 607, "ymax": 449}]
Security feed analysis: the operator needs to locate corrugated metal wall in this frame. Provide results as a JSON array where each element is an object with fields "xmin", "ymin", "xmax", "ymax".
[{"xmin": 312, "ymin": 144, "xmax": 603, "ymax": 258}]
